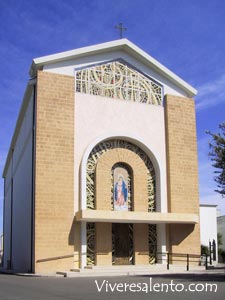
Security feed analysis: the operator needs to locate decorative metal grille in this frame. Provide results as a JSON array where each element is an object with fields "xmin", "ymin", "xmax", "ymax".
[
  {"xmin": 112, "ymin": 226, "xmax": 115, "ymax": 264},
  {"xmin": 86, "ymin": 222, "xmax": 95, "ymax": 266},
  {"xmin": 149, "ymin": 224, "xmax": 157, "ymax": 264},
  {"xmin": 128, "ymin": 224, "xmax": 134, "ymax": 264},
  {"xmin": 75, "ymin": 61, "xmax": 162, "ymax": 105},
  {"xmin": 127, "ymin": 172, "xmax": 132, "ymax": 211}
]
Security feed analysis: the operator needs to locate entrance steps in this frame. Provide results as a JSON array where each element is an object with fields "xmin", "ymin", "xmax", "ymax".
[{"xmin": 56, "ymin": 264, "xmax": 206, "ymax": 277}]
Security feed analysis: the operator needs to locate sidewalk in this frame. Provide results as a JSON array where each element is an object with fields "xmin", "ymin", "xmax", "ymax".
[
  {"xmin": 1, "ymin": 264, "xmax": 224, "ymax": 278},
  {"xmin": 57, "ymin": 264, "xmax": 225, "ymax": 278}
]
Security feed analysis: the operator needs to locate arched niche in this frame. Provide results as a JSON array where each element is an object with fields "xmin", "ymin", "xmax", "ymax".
[{"xmin": 95, "ymin": 148, "xmax": 148, "ymax": 212}]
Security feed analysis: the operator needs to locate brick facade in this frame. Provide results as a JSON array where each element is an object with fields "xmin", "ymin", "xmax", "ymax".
[
  {"xmin": 35, "ymin": 71, "xmax": 75, "ymax": 273},
  {"xmin": 3, "ymin": 41, "xmax": 201, "ymax": 274},
  {"xmin": 33, "ymin": 78, "xmax": 200, "ymax": 272},
  {"xmin": 164, "ymin": 95, "xmax": 200, "ymax": 258}
]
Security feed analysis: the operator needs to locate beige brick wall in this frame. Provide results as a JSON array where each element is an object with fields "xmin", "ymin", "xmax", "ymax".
[
  {"xmin": 35, "ymin": 71, "xmax": 75, "ymax": 273},
  {"xmin": 133, "ymin": 224, "xmax": 149, "ymax": 265},
  {"xmin": 95, "ymin": 223, "xmax": 112, "ymax": 266},
  {"xmin": 164, "ymin": 95, "xmax": 200, "ymax": 258},
  {"xmin": 95, "ymin": 148, "xmax": 149, "ymax": 265}
]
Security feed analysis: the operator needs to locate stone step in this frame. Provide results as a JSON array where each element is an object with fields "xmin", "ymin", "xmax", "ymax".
[
  {"xmin": 85, "ymin": 264, "xmax": 163, "ymax": 269},
  {"xmin": 56, "ymin": 264, "xmax": 206, "ymax": 277},
  {"xmin": 71, "ymin": 264, "xmax": 167, "ymax": 273}
]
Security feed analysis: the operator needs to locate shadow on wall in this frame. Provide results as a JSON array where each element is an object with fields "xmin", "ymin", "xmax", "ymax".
[
  {"xmin": 68, "ymin": 218, "xmax": 75, "ymax": 246},
  {"xmin": 68, "ymin": 218, "xmax": 80, "ymax": 253},
  {"xmin": 169, "ymin": 224, "xmax": 195, "ymax": 246}
]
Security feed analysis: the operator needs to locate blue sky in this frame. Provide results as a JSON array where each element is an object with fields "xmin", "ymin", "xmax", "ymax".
[{"xmin": 0, "ymin": 0, "xmax": 225, "ymax": 234}]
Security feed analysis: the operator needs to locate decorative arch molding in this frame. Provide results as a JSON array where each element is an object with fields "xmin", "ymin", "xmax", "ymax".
[
  {"xmin": 80, "ymin": 133, "xmax": 162, "ymax": 212},
  {"xmin": 86, "ymin": 140, "xmax": 156, "ymax": 212}
]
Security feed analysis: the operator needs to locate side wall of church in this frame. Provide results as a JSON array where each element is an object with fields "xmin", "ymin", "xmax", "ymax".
[
  {"xmin": 164, "ymin": 95, "xmax": 200, "ymax": 258},
  {"xmin": 3, "ymin": 91, "xmax": 34, "ymax": 272},
  {"xmin": 35, "ymin": 71, "xmax": 75, "ymax": 273}
]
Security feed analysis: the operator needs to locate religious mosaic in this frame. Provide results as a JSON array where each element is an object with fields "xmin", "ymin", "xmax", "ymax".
[
  {"xmin": 75, "ymin": 61, "xmax": 162, "ymax": 105},
  {"xmin": 112, "ymin": 163, "xmax": 131, "ymax": 212}
]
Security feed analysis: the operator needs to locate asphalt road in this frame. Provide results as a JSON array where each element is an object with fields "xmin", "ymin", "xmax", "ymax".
[{"xmin": 0, "ymin": 273, "xmax": 224, "ymax": 300}]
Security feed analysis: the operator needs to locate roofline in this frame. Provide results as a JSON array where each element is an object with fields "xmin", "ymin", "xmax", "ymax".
[
  {"xmin": 200, "ymin": 204, "xmax": 218, "ymax": 208},
  {"xmin": 30, "ymin": 39, "xmax": 197, "ymax": 97},
  {"xmin": 2, "ymin": 79, "xmax": 36, "ymax": 177}
]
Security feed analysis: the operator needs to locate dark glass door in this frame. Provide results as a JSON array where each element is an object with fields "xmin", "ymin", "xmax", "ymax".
[{"xmin": 113, "ymin": 223, "xmax": 130, "ymax": 265}]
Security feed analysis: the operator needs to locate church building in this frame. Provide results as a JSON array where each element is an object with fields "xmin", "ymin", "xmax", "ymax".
[{"xmin": 2, "ymin": 39, "xmax": 200, "ymax": 274}]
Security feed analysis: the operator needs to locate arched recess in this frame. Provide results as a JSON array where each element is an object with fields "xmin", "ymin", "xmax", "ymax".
[
  {"xmin": 80, "ymin": 134, "xmax": 163, "ymax": 213},
  {"xmin": 95, "ymin": 148, "xmax": 148, "ymax": 211},
  {"xmin": 84, "ymin": 139, "xmax": 157, "ymax": 266},
  {"xmin": 86, "ymin": 139, "xmax": 156, "ymax": 212}
]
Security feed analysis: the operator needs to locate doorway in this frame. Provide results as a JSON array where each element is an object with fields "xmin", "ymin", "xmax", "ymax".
[{"xmin": 112, "ymin": 223, "xmax": 133, "ymax": 265}]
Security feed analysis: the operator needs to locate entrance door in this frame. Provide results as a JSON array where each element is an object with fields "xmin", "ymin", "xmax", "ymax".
[{"xmin": 113, "ymin": 223, "xmax": 132, "ymax": 265}]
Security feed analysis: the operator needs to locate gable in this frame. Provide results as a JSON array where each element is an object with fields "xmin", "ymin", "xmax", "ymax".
[{"xmin": 30, "ymin": 39, "xmax": 197, "ymax": 98}]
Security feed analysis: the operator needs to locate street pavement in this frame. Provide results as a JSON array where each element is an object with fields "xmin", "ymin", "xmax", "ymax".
[{"xmin": 0, "ymin": 272, "xmax": 224, "ymax": 300}]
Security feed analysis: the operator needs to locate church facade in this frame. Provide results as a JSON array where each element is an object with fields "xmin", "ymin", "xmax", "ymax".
[{"xmin": 2, "ymin": 39, "xmax": 200, "ymax": 274}]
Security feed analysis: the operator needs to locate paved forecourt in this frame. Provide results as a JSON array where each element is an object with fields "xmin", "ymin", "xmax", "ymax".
[{"xmin": 0, "ymin": 272, "xmax": 224, "ymax": 300}]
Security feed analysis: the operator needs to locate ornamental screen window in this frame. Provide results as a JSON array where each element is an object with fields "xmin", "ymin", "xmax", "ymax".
[{"xmin": 75, "ymin": 61, "xmax": 162, "ymax": 105}]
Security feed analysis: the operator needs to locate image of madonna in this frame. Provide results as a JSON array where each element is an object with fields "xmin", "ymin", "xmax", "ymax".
[{"xmin": 114, "ymin": 175, "xmax": 128, "ymax": 211}]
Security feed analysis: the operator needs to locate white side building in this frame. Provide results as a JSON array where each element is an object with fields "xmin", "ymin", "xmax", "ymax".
[{"xmin": 200, "ymin": 204, "xmax": 218, "ymax": 263}]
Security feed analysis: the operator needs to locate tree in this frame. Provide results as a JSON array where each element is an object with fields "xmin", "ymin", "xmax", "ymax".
[
  {"xmin": 218, "ymin": 233, "xmax": 223, "ymax": 253},
  {"xmin": 218, "ymin": 233, "xmax": 225, "ymax": 262},
  {"xmin": 206, "ymin": 122, "xmax": 225, "ymax": 197},
  {"xmin": 201, "ymin": 244, "xmax": 209, "ymax": 256}
]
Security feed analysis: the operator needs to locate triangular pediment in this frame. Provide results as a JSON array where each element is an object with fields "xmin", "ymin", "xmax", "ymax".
[{"xmin": 30, "ymin": 39, "xmax": 197, "ymax": 97}]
